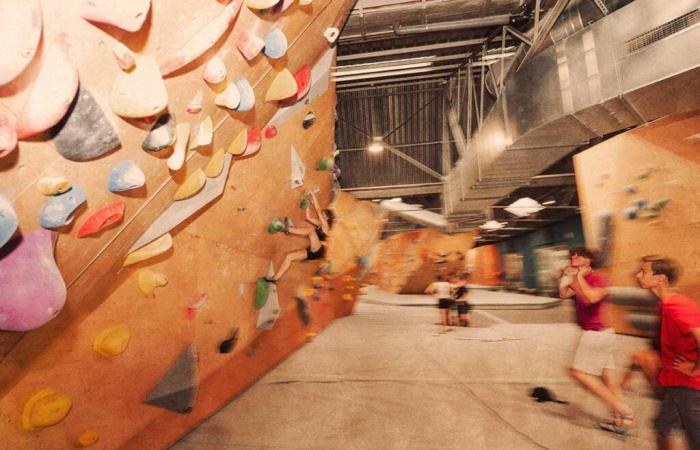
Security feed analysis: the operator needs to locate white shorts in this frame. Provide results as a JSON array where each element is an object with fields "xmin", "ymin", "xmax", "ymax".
[{"xmin": 572, "ymin": 329, "xmax": 616, "ymax": 376}]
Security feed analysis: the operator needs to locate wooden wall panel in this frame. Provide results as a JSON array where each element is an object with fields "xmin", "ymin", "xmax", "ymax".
[
  {"xmin": 0, "ymin": 1, "xmax": 367, "ymax": 449},
  {"xmin": 467, "ymin": 245, "xmax": 502, "ymax": 286}
]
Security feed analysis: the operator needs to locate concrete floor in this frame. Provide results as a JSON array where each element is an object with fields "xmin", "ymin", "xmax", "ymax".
[{"xmin": 172, "ymin": 293, "xmax": 687, "ymax": 450}]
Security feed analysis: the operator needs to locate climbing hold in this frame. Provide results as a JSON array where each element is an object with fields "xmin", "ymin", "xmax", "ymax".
[
  {"xmin": 245, "ymin": 0, "xmax": 279, "ymax": 10},
  {"xmin": 227, "ymin": 129, "xmax": 247, "ymax": 155},
  {"xmin": 77, "ymin": 200, "xmax": 125, "ymax": 238},
  {"xmin": 271, "ymin": 0, "xmax": 294, "ymax": 14},
  {"xmin": 187, "ymin": 90, "xmax": 204, "ymax": 114},
  {"xmin": 16, "ymin": 34, "xmax": 79, "ymax": 140},
  {"xmin": 0, "ymin": 194, "xmax": 18, "ymax": 250},
  {"xmin": 299, "ymin": 0, "xmax": 312, "ymax": 5},
  {"xmin": 123, "ymin": 233, "xmax": 173, "ymax": 267},
  {"xmin": 215, "ymin": 82, "xmax": 241, "ymax": 110},
  {"xmin": 0, "ymin": 0, "xmax": 42, "ymax": 86},
  {"xmin": 205, "ymin": 149, "xmax": 226, "ymax": 178},
  {"xmin": 112, "ymin": 41, "xmax": 136, "ymax": 71},
  {"xmin": 256, "ymin": 278, "xmax": 270, "ymax": 309},
  {"xmin": 267, "ymin": 217, "xmax": 285, "ymax": 234},
  {"xmin": 196, "ymin": 116, "xmax": 213, "ymax": 147},
  {"xmin": 622, "ymin": 184, "xmax": 637, "ymax": 194},
  {"xmin": 294, "ymin": 65, "xmax": 311, "ymax": 101},
  {"xmin": 242, "ymin": 127, "xmax": 261, "ymax": 156},
  {"xmin": 0, "ymin": 103, "xmax": 18, "ymax": 158},
  {"xmin": 142, "ymin": 113, "xmax": 176, "ymax": 152},
  {"xmin": 257, "ymin": 264, "xmax": 280, "ymax": 330},
  {"xmin": 342, "ymin": 293, "xmax": 353, "ymax": 301},
  {"xmin": 53, "ymin": 86, "xmax": 121, "ymax": 161},
  {"xmin": 300, "ymin": 198, "xmax": 309, "ymax": 209},
  {"xmin": 633, "ymin": 198, "xmax": 647, "ymax": 210},
  {"xmin": 109, "ymin": 160, "xmax": 145, "ymax": 192},
  {"xmin": 639, "ymin": 211, "xmax": 660, "ymax": 219},
  {"xmin": 263, "ymin": 28, "xmax": 288, "ymax": 59},
  {"xmin": 305, "ymin": 332, "xmax": 316, "ymax": 342},
  {"xmin": 21, "ymin": 389, "xmax": 72, "ymax": 431},
  {"xmin": 648, "ymin": 199, "xmax": 670, "ymax": 211},
  {"xmin": 202, "ymin": 55, "xmax": 227, "ymax": 84},
  {"xmin": 218, "ymin": 328, "xmax": 239, "ymax": 354},
  {"xmin": 160, "ymin": 2, "xmax": 242, "ymax": 76},
  {"xmin": 138, "ymin": 268, "xmax": 168, "ymax": 296},
  {"xmin": 77, "ymin": 430, "xmax": 99, "ymax": 447},
  {"xmin": 185, "ymin": 293, "xmax": 208, "ymax": 320},
  {"xmin": 81, "ymin": 0, "xmax": 150, "ymax": 32},
  {"xmin": 302, "ymin": 111, "xmax": 316, "ymax": 129},
  {"xmin": 291, "ymin": 145, "xmax": 305, "ymax": 189},
  {"xmin": 295, "ymin": 296, "xmax": 310, "ymax": 326},
  {"xmin": 37, "ymin": 177, "xmax": 71, "ymax": 196},
  {"xmin": 0, "ymin": 230, "xmax": 66, "ymax": 331},
  {"xmin": 234, "ymin": 78, "xmax": 255, "ymax": 111},
  {"xmin": 144, "ymin": 344, "xmax": 199, "ymax": 414},
  {"xmin": 236, "ymin": 31, "xmax": 265, "ymax": 61},
  {"xmin": 111, "ymin": 55, "xmax": 168, "ymax": 118},
  {"xmin": 174, "ymin": 169, "xmax": 206, "ymax": 200},
  {"xmin": 324, "ymin": 27, "xmax": 340, "ymax": 44},
  {"xmin": 265, "ymin": 68, "xmax": 297, "ymax": 102},
  {"xmin": 622, "ymin": 207, "xmax": 637, "ymax": 220},
  {"xmin": 167, "ymin": 122, "xmax": 190, "ymax": 171},
  {"xmin": 92, "ymin": 324, "xmax": 130, "ymax": 357},
  {"xmin": 39, "ymin": 186, "xmax": 86, "ymax": 229},
  {"xmin": 317, "ymin": 156, "xmax": 333, "ymax": 171},
  {"xmin": 264, "ymin": 125, "xmax": 277, "ymax": 139}
]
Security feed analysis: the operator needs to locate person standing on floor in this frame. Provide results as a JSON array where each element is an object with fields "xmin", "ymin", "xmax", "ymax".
[
  {"xmin": 426, "ymin": 274, "xmax": 453, "ymax": 326},
  {"xmin": 636, "ymin": 255, "xmax": 700, "ymax": 450},
  {"xmin": 452, "ymin": 273, "xmax": 471, "ymax": 327},
  {"xmin": 559, "ymin": 247, "xmax": 635, "ymax": 435}
]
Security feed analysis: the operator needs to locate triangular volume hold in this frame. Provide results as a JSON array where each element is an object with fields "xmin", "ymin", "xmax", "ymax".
[
  {"xmin": 290, "ymin": 145, "xmax": 305, "ymax": 189},
  {"xmin": 144, "ymin": 344, "xmax": 198, "ymax": 414}
]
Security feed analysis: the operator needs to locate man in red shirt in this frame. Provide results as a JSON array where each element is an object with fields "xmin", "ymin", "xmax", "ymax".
[
  {"xmin": 636, "ymin": 255, "xmax": 700, "ymax": 449},
  {"xmin": 559, "ymin": 247, "xmax": 634, "ymax": 435}
]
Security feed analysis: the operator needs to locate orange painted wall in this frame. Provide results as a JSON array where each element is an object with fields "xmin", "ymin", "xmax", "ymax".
[{"xmin": 467, "ymin": 244, "xmax": 502, "ymax": 286}]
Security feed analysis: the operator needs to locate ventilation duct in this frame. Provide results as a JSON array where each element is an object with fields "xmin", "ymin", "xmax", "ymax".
[
  {"xmin": 393, "ymin": 14, "xmax": 512, "ymax": 35},
  {"xmin": 549, "ymin": 0, "xmax": 635, "ymax": 43},
  {"xmin": 380, "ymin": 199, "xmax": 447, "ymax": 230}
]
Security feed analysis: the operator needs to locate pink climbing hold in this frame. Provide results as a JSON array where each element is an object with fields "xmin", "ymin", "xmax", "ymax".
[
  {"xmin": 16, "ymin": 34, "xmax": 80, "ymax": 140},
  {"xmin": 76, "ymin": 200, "xmax": 126, "ymax": 238},
  {"xmin": 236, "ymin": 31, "xmax": 264, "ymax": 61},
  {"xmin": 80, "ymin": 0, "xmax": 151, "ymax": 33},
  {"xmin": 0, "ymin": 103, "xmax": 18, "ymax": 158},
  {"xmin": 185, "ymin": 293, "xmax": 209, "ymax": 320},
  {"xmin": 0, "ymin": 0, "xmax": 42, "ymax": 86},
  {"xmin": 242, "ymin": 127, "xmax": 261, "ymax": 156},
  {"xmin": 0, "ymin": 230, "xmax": 66, "ymax": 332},
  {"xmin": 160, "ymin": 2, "xmax": 242, "ymax": 77}
]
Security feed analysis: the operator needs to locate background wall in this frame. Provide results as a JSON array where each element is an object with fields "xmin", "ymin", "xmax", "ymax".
[
  {"xmin": 575, "ymin": 110, "xmax": 700, "ymax": 334},
  {"xmin": 0, "ymin": 1, "xmax": 368, "ymax": 449},
  {"xmin": 467, "ymin": 244, "xmax": 502, "ymax": 287}
]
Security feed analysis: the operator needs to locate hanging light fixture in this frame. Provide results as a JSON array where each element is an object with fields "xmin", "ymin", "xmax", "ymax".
[{"xmin": 368, "ymin": 136, "xmax": 384, "ymax": 153}]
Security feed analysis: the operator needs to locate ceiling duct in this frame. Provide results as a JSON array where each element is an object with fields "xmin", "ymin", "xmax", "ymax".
[
  {"xmin": 393, "ymin": 14, "xmax": 512, "ymax": 36},
  {"xmin": 549, "ymin": 0, "xmax": 635, "ymax": 43}
]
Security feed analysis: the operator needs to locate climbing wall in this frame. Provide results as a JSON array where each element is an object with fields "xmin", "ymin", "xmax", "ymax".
[
  {"xmin": 467, "ymin": 244, "xmax": 503, "ymax": 287},
  {"xmin": 366, "ymin": 228, "xmax": 476, "ymax": 294},
  {"xmin": 575, "ymin": 110, "xmax": 700, "ymax": 335},
  {"xmin": 0, "ymin": 1, "xmax": 360, "ymax": 448}
]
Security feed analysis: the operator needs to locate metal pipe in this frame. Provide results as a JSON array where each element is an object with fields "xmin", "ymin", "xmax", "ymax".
[{"xmin": 392, "ymin": 14, "xmax": 512, "ymax": 36}]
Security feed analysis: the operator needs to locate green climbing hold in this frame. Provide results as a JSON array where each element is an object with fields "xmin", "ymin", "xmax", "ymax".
[
  {"xmin": 648, "ymin": 199, "xmax": 670, "ymax": 211},
  {"xmin": 300, "ymin": 198, "xmax": 309, "ymax": 209},
  {"xmin": 639, "ymin": 211, "xmax": 660, "ymax": 219},
  {"xmin": 255, "ymin": 278, "xmax": 269, "ymax": 310},
  {"xmin": 267, "ymin": 218, "xmax": 285, "ymax": 234},
  {"xmin": 317, "ymin": 157, "xmax": 333, "ymax": 171}
]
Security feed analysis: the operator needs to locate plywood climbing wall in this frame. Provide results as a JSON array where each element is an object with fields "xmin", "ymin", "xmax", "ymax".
[
  {"xmin": 367, "ymin": 228, "xmax": 476, "ymax": 294},
  {"xmin": 467, "ymin": 244, "xmax": 502, "ymax": 287},
  {"xmin": 575, "ymin": 110, "xmax": 700, "ymax": 334},
  {"xmin": 0, "ymin": 1, "xmax": 361, "ymax": 448}
]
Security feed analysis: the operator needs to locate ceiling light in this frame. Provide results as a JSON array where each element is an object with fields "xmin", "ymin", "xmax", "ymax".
[
  {"xmin": 542, "ymin": 200, "xmax": 556, "ymax": 206},
  {"xmin": 333, "ymin": 62, "xmax": 432, "ymax": 77},
  {"xmin": 480, "ymin": 220, "xmax": 506, "ymax": 231},
  {"xmin": 504, "ymin": 197, "xmax": 544, "ymax": 217},
  {"xmin": 368, "ymin": 137, "xmax": 384, "ymax": 153}
]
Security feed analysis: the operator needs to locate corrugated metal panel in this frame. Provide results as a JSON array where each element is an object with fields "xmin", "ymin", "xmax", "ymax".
[{"xmin": 336, "ymin": 83, "xmax": 447, "ymax": 188}]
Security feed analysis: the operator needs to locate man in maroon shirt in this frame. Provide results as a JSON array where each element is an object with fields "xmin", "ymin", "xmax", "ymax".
[
  {"xmin": 559, "ymin": 247, "xmax": 635, "ymax": 435},
  {"xmin": 636, "ymin": 255, "xmax": 700, "ymax": 450}
]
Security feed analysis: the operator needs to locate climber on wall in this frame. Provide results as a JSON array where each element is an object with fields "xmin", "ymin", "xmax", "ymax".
[{"xmin": 266, "ymin": 190, "xmax": 334, "ymax": 283}]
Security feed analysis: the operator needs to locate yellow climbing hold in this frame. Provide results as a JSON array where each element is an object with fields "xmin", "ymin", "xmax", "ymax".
[
  {"xmin": 205, "ymin": 148, "xmax": 225, "ymax": 178},
  {"xmin": 173, "ymin": 168, "xmax": 206, "ymax": 200},
  {"xmin": 342, "ymin": 293, "xmax": 353, "ymax": 301},
  {"xmin": 37, "ymin": 177, "xmax": 71, "ymax": 196},
  {"xmin": 123, "ymin": 233, "xmax": 173, "ymax": 267},
  {"xmin": 93, "ymin": 325, "xmax": 130, "ymax": 357},
  {"xmin": 196, "ymin": 116, "xmax": 213, "ymax": 147},
  {"xmin": 265, "ymin": 68, "xmax": 297, "ymax": 102},
  {"xmin": 22, "ymin": 389, "xmax": 72, "ymax": 431},
  {"xmin": 227, "ymin": 129, "xmax": 247, "ymax": 155},
  {"xmin": 305, "ymin": 332, "xmax": 316, "ymax": 342},
  {"xmin": 77, "ymin": 430, "xmax": 99, "ymax": 447},
  {"xmin": 138, "ymin": 268, "xmax": 168, "ymax": 296}
]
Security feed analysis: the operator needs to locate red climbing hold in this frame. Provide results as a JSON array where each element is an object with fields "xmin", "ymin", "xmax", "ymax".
[
  {"xmin": 264, "ymin": 125, "xmax": 277, "ymax": 139},
  {"xmin": 77, "ymin": 201, "xmax": 126, "ymax": 238}
]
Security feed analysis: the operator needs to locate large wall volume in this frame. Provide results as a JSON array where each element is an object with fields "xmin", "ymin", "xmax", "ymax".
[
  {"xmin": 366, "ymin": 228, "xmax": 476, "ymax": 294},
  {"xmin": 575, "ymin": 110, "xmax": 700, "ymax": 334},
  {"xmin": 0, "ymin": 1, "xmax": 369, "ymax": 449}
]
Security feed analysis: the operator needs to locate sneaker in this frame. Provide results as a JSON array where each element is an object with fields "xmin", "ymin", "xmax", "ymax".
[
  {"xmin": 598, "ymin": 415, "xmax": 635, "ymax": 436},
  {"xmin": 264, "ymin": 276, "xmax": 277, "ymax": 284}
]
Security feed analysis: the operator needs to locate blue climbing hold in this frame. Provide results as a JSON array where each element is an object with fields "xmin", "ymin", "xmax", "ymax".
[
  {"xmin": 39, "ymin": 186, "xmax": 86, "ymax": 229},
  {"xmin": 109, "ymin": 160, "xmax": 146, "ymax": 192}
]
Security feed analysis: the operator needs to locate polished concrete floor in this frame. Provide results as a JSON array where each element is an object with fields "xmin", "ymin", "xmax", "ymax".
[{"xmin": 172, "ymin": 294, "xmax": 688, "ymax": 450}]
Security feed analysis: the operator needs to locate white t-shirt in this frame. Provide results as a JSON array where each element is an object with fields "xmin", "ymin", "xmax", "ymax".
[{"xmin": 433, "ymin": 282, "xmax": 451, "ymax": 299}]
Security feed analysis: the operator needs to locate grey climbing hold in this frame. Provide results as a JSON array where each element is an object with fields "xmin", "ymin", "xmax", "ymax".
[{"xmin": 142, "ymin": 113, "xmax": 176, "ymax": 152}]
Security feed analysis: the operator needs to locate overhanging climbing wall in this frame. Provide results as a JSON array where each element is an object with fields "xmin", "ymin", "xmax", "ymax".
[
  {"xmin": 0, "ymin": 1, "xmax": 360, "ymax": 448},
  {"xmin": 366, "ymin": 228, "xmax": 476, "ymax": 294},
  {"xmin": 575, "ymin": 110, "xmax": 700, "ymax": 335}
]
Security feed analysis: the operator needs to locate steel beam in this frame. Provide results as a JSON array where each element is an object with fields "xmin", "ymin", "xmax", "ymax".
[
  {"xmin": 333, "ymin": 64, "xmax": 462, "ymax": 82},
  {"xmin": 528, "ymin": 173, "xmax": 576, "ymax": 187},
  {"xmin": 337, "ymin": 75, "xmax": 449, "ymax": 90},
  {"xmin": 337, "ymin": 39, "xmax": 486, "ymax": 62},
  {"xmin": 519, "ymin": 0, "xmax": 571, "ymax": 68},
  {"xmin": 384, "ymin": 142, "xmax": 444, "ymax": 180},
  {"xmin": 342, "ymin": 182, "xmax": 444, "ymax": 199},
  {"xmin": 334, "ymin": 53, "xmax": 471, "ymax": 73}
]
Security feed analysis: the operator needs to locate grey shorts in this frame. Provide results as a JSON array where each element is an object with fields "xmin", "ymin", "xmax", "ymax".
[
  {"xmin": 654, "ymin": 386, "xmax": 700, "ymax": 447},
  {"xmin": 571, "ymin": 329, "xmax": 616, "ymax": 376}
]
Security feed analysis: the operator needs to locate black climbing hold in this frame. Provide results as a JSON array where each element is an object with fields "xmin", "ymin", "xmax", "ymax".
[{"xmin": 218, "ymin": 328, "xmax": 239, "ymax": 354}]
